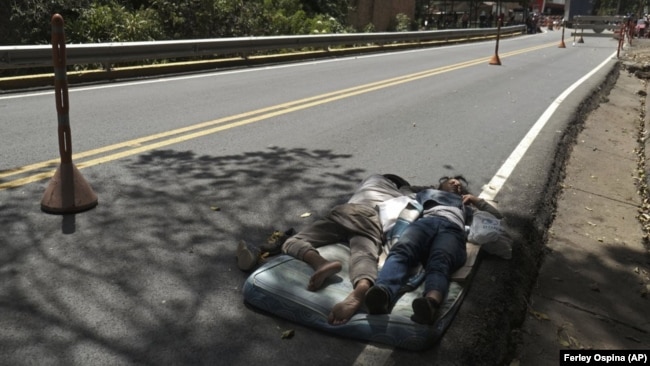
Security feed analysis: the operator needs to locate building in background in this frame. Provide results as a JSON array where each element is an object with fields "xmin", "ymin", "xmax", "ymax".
[
  {"xmin": 348, "ymin": 0, "xmax": 416, "ymax": 31},
  {"xmin": 346, "ymin": 1, "xmax": 569, "ymax": 31}
]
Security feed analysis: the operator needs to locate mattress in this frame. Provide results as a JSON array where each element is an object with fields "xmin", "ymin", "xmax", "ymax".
[{"xmin": 242, "ymin": 243, "xmax": 480, "ymax": 351}]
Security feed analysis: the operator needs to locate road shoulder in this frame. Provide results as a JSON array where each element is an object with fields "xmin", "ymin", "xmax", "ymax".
[{"xmin": 514, "ymin": 52, "xmax": 650, "ymax": 364}]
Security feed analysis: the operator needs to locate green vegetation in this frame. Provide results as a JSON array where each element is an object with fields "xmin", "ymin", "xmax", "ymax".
[
  {"xmin": 2, "ymin": 0, "xmax": 645, "ymax": 78},
  {"xmin": 3, "ymin": 1, "xmax": 648, "ymax": 45},
  {"xmin": 3, "ymin": 0, "xmax": 352, "ymax": 45},
  {"xmin": 594, "ymin": 0, "xmax": 648, "ymax": 16}
]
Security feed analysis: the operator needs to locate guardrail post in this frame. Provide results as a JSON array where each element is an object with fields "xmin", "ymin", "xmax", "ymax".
[{"xmin": 41, "ymin": 13, "xmax": 98, "ymax": 214}]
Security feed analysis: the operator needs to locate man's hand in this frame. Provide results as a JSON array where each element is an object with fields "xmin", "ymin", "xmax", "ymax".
[{"xmin": 462, "ymin": 194, "xmax": 481, "ymax": 205}]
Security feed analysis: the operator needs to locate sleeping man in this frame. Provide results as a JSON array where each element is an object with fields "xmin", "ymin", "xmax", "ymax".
[
  {"xmin": 365, "ymin": 176, "xmax": 502, "ymax": 324},
  {"xmin": 281, "ymin": 173, "xmax": 432, "ymax": 325}
]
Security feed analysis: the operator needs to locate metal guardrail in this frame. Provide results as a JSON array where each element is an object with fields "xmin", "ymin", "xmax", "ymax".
[
  {"xmin": 572, "ymin": 15, "xmax": 627, "ymax": 31},
  {"xmin": 0, "ymin": 26, "xmax": 525, "ymax": 71}
]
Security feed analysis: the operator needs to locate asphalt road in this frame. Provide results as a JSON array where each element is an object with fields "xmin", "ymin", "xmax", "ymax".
[{"xmin": 0, "ymin": 30, "xmax": 621, "ymax": 365}]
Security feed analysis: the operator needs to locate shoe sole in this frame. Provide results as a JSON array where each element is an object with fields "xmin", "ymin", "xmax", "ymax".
[
  {"xmin": 411, "ymin": 297, "xmax": 438, "ymax": 325},
  {"xmin": 365, "ymin": 287, "xmax": 390, "ymax": 314}
]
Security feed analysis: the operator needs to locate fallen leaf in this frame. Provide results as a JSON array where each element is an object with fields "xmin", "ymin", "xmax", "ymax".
[
  {"xmin": 300, "ymin": 212, "xmax": 311, "ymax": 218},
  {"xmin": 528, "ymin": 309, "xmax": 550, "ymax": 321},
  {"xmin": 281, "ymin": 329, "xmax": 295, "ymax": 339},
  {"xmin": 559, "ymin": 339, "xmax": 571, "ymax": 347},
  {"xmin": 210, "ymin": 206, "xmax": 220, "ymax": 211},
  {"xmin": 585, "ymin": 206, "xmax": 593, "ymax": 211}
]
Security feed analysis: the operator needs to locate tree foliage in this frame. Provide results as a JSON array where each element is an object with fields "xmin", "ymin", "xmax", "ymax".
[
  {"xmin": 4, "ymin": 0, "xmax": 647, "ymax": 45},
  {"xmin": 594, "ymin": 0, "xmax": 647, "ymax": 16},
  {"xmin": 2, "ymin": 0, "xmax": 351, "ymax": 45},
  {"xmin": 67, "ymin": 1, "xmax": 163, "ymax": 42}
]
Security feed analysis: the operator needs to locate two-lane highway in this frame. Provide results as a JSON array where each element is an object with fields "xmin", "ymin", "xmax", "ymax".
[
  {"xmin": 2, "ymin": 35, "xmax": 613, "ymax": 191},
  {"xmin": 0, "ymin": 30, "xmax": 620, "ymax": 365}
]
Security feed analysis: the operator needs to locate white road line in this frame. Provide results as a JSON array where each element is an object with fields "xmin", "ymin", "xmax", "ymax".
[
  {"xmin": 479, "ymin": 51, "xmax": 618, "ymax": 201},
  {"xmin": 353, "ymin": 344, "xmax": 395, "ymax": 366},
  {"xmin": 353, "ymin": 50, "xmax": 617, "ymax": 364}
]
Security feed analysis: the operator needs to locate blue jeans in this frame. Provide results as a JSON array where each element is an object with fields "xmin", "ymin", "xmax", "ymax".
[{"xmin": 375, "ymin": 216, "xmax": 466, "ymax": 304}]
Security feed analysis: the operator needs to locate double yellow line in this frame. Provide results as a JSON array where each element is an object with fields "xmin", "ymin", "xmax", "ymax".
[{"xmin": 0, "ymin": 42, "xmax": 557, "ymax": 191}]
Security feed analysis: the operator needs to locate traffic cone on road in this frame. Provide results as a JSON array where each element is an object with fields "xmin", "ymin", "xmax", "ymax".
[
  {"xmin": 489, "ymin": 53, "xmax": 501, "ymax": 65},
  {"xmin": 42, "ymin": 162, "xmax": 98, "ymax": 214},
  {"xmin": 489, "ymin": 17, "xmax": 503, "ymax": 65},
  {"xmin": 41, "ymin": 14, "xmax": 98, "ymax": 214}
]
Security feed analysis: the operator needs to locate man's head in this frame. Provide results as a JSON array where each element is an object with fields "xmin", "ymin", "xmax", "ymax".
[{"xmin": 438, "ymin": 175, "xmax": 469, "ymax": 195}]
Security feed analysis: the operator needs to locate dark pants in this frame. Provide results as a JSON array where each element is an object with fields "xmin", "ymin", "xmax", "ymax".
[{"xmin": 375, "ymin": 216, "xmax": 466, "ymax": 304}]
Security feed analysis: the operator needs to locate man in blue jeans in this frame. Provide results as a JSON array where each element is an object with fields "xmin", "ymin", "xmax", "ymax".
[
  {"xmin": 364, "ymin": 176, "xmax": 502, "ymax": 325},
  {"xmin": 281, "ymin": 173, "xmax": 425, "ymax": 325}
]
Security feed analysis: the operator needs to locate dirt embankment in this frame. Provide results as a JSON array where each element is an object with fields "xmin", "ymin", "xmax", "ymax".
[{"xmin": 509, "ymin": 40, "xmax": 650, "ymax": 365}]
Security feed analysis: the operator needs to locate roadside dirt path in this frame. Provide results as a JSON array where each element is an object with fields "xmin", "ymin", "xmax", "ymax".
[{"xmin": 513, "ymin": 40, "xmax": 650, "ymax": 365}]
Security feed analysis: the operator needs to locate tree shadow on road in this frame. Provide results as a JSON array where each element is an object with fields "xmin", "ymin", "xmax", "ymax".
[{"xmin": 0, "ymin": 146, "xmax": 378, "ymax": 365}]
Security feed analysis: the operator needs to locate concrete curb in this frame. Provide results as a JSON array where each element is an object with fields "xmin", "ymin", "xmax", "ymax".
[
  {"xmin": 515, "ymin": 59, "xmax": 650, "ymax": 364},
  {"xmin": 435, "ymin": 56, "xmax": 623, "ymax": 364}
]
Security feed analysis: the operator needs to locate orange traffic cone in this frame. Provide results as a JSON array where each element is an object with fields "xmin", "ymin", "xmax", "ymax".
[
  {"xmin": 41, "ymin": 162, "xmax": 98, "ymax": 213},
  {"xmin": 42, "ymin": 14, "xmax": 98, "ymax": 214},
  {"xmin": 489, "ymin": 18, "xmax": 503, "ymax": 65},
  {"xmin": 489, "ymin": 53, "xmax": 502, "ymax": 65}
]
